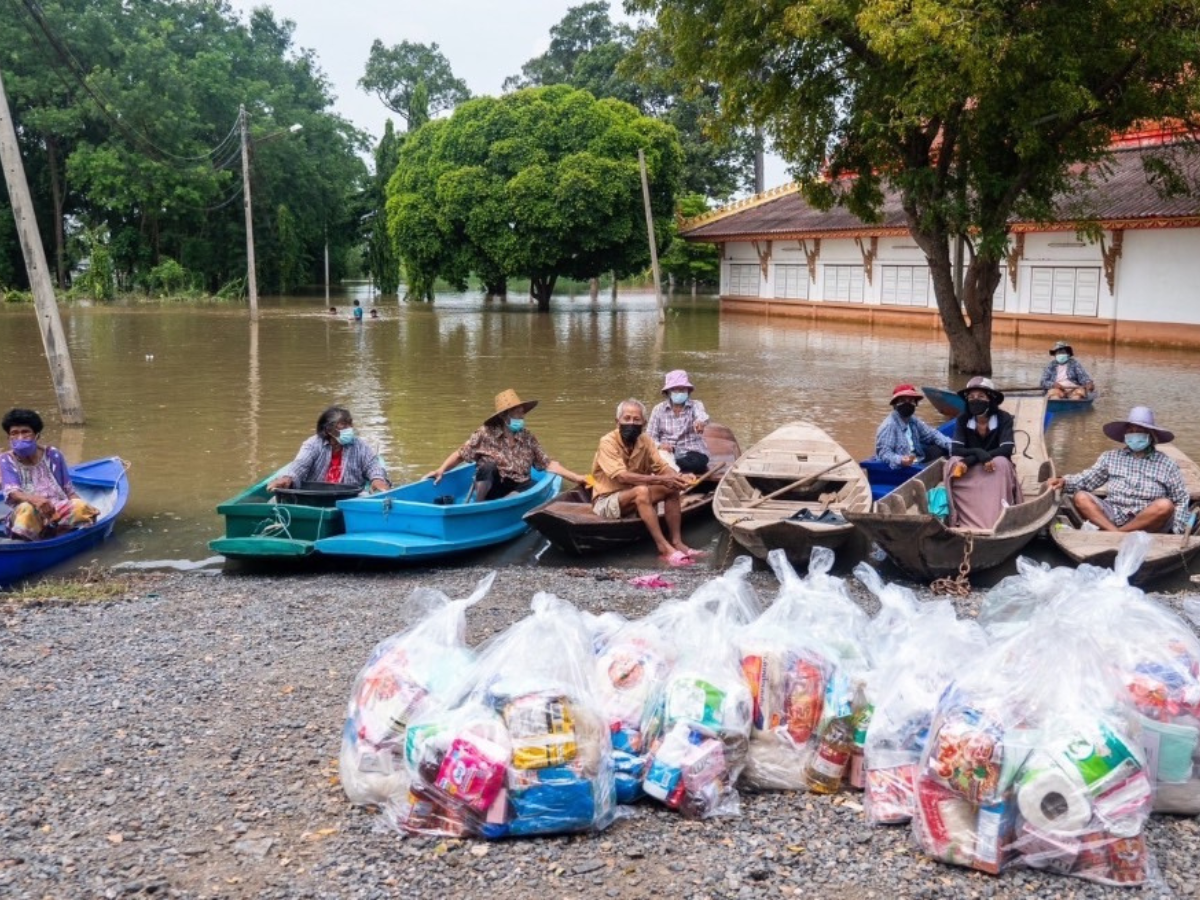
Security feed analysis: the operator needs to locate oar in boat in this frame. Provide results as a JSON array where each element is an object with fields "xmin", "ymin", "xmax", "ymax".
[
  {"xmin": 681, "ymin": 462, "xmax": 726, "ymax": 495},
  {"xmin": 744, "ymin": 458, "xmax": 852, "ymax": 510}
]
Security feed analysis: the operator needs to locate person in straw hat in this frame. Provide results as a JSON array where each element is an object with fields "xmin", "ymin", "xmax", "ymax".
[
  {"xmin": 426, "ymin": 389, "xmax": 588, "ymax": 501},
  {"xmin": 647, "ymin": 369, "xmax": 711, "ymax": 474},
  {"xmin": 1048, "ymin": 406, "xmax": 1191, "ymax": 533},
  {"xmin": 1039, "ymin": 340, "xmax": 1095, "ymax": 400},
  {"xmin": 874, "ymin": 383, "xmax": 952, "ymax": 469},
  {"xmin": 943, "ymin": 377, "xmax": 1023, "ymax": 530},
  {"xmin": 590, "ymin": 398, "xmax": 701, "ymax": 567}
]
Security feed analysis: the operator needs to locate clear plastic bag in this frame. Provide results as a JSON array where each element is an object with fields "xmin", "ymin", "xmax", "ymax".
[
  {"xmin": 391, "ymin": 593, "xmax": 616, "ymax": 839},
  {"xmin": 912, "ymin": 607, "xmax": 1156, "ymax": 885},
  {"xmin": 339, "ymin": 572, "xmax": 493, "ymax": 806},
  {"xmin": 977, "ymin": 557, "xmax": 1080, "ymax": 641}
]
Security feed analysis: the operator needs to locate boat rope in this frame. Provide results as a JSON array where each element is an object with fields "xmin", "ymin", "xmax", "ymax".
[
  {"xmin": 252, "ymin": 506, "xmax": 293, "ymax": 540},
  {"xmin": 931, "ymin": 532, "xmax": 974, "ymax": 597},
  {"xmin": 720, "ymin": 515, "xmax": 753, "ymax": 569}
]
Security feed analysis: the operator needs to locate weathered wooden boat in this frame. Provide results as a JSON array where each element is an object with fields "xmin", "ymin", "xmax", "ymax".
[
  {"xmin": 714, "ymin": 422, "xmax": 872, "ymax": 565},
  {"xmin": 314, "ymin": 463, "xmax": 560, "ymax": 560},
  {"xmin": 923, "ymin": 385, "xmax": 1094, "ymax": 418},
  {"xmin": 209, "ymin": 471, "xmax": 355, "ymax": 560},
  {"xmin": 0, "ymin": 457, "xmax": 129, "ymax": 587},
  {"xmin": 845, "ymin": 396, "xmax": 1058, "ymax": 581},
  {"xmin": 1049, "ymin": 443, "xmax": 1200, "ymax": 584},
  {"xmin": 859, "ymin": 420, "xmax": 955, "ymax": 502},
  {"xmin": 523, "ymin": 423, "xmax": 740, "ymax": 555}
]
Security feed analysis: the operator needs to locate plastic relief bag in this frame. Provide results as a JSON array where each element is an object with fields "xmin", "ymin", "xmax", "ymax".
[
  {"xmin": 391, "ymin": 593, "xmax": 616, "ymax": 839},
  {"xmin": 339, "ymin": 572, "xmax": 493, "ymax": 806}
]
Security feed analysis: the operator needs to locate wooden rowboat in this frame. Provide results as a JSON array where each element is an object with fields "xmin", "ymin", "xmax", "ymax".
[
  {"xmin": 522, "ymin": 423, "xmax": 740, "ymax": 555},
  {"xmin": 713, "ymin": 422, "xmax": 871, "ymax": 566},
  {"xmin": 0, "ymin": 457, "xmax": 129, "ymax": 587},
  {"xmin": 844, "ymin": 396, "xmax": 1058, "ymax": 582},
  {"xmin": 923, "ymin": 385, "xmax": 1094, "ymax": 418},
  {"xmin": 1048, "ymin": 443, "xmax": 1200, "ymax": 585}
]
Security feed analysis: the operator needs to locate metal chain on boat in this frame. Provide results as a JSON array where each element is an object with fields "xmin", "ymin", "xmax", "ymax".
[
  {"xmin": 931, "ymin": 532, "xmax": 974, "ymax": 597},
  {"xmin": 721, "ymin": 516, "xmax": 752, "ymax": 569}
]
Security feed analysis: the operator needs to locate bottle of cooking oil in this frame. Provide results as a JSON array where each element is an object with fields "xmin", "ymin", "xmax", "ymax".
[{"xmin": 804, "ymin": 714, "xmax": 855, "ymax": 793}]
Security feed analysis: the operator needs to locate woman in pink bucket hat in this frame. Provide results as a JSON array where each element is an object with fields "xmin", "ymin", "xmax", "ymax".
[
  {"xmin": 647, "ymin": 369, "xmax": 711, "ymax": 475},
  {"xmin": 1048, "ymin": 406, "xmax": 1192, "ymax": 533}
]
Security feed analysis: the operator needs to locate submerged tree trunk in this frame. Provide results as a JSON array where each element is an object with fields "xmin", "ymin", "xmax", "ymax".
[
  {"xmin": 589, "ymin": 276, "xmax": 599, "ymax": 301},
  {"xmin": 531, "ymin": 274, "xmax": 557, "ymax": 312},
  {"xmin": 611, "ymin": 271, "xmax": 618, "ymax": 301},
  {"xmin": 484, "ymin": 276, "xmax": 507, "ymax": 300}
]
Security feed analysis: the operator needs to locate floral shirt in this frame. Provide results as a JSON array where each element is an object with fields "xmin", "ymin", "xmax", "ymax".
[
  {"xmin": 874, "ymin": 410, "xmax": 953, "ymax": 468},
  {"xmin": 283, "ymin": 436, "xmax": 387, "ymax": 487},
  {"xmin": 1064, "ymin": 448, "xmax": 1192, "ymax": 534},
  {"xmin": 458, "ymin": 424, "xmax": 551, "ymax": 483},
  {"xmin": 1, "ymin": 446, "xmax": 74, "ymax": 505},
  {"xmin": 647, "ymin": 399, "xmax": 710, "ymax": 456}
]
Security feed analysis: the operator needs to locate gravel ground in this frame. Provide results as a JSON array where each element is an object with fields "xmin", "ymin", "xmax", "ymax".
[{"xmin": 2, "ymin": 564, "xmax": 1199, "ymax": 900}]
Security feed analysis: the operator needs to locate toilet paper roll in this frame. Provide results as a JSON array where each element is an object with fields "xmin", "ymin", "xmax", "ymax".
[{"xmin": 1017, "ymin": 767, "xmax": 1093, "ymax": 834}]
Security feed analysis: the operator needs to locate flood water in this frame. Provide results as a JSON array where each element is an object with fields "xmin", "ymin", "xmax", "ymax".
[{"xmin": 3, "ymin": 287, "xmax": 1199, "ymax": 581}]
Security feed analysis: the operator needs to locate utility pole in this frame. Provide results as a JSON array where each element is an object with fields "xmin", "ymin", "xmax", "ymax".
[
  {"xmin": 638, "ymin": 149, "xmax": 665, "ymax": 326},
  {"xmin": 0, "ymin": 65, "xmax": 84, "ymax": 423},
  {"xmin": 324, "ymin": 223, "xmax": 330, "ymax": 302},
  {"xmin": 240, "ymin": 105, "xmax": 259, "ymax": 321}
]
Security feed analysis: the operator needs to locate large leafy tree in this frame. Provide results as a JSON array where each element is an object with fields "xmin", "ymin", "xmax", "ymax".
[
  {"xmin": 365, "ymin": 120, "xmax": 402, "ymax": 294},
  {"xmin": 359, "ymin": 40, "xmax": 470, "ymax": 131},
  {"xmin": 507, "ymin": 2, "xmax": 751, "ymax": 202},
  {"xmin": 631, "ymin": 0, "xmax": 1200, "ymax": 373},
  {"xmin": 387, "ymin": 85, "xmax": 683, "ymax": 310}
]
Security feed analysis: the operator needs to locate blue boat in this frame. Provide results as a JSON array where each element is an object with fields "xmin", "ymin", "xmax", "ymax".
[
  {"xmin": 0, "ymin": 456, "xmax": 130, "ymax": 587},
  {"xmin": 859, "ymin": 421, "xmax": 956, "ymax": 501},
  {"xmin": 314, "ymin": 463, "xmax": 561, "ymax": 561},
  {"xmin": 922, "ymin": 385, "xmax": 1094, "ymax": 417}
]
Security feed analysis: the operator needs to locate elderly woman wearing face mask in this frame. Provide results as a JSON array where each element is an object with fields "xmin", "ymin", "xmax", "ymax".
[
  {"xmin": 1, "ymin": 408, "xmax": 99, "ymax": 541},
  {"xmin": 268, "ymin": 406, "xmax": 390, "ymax": 494},
  {"xmin": 427, "ymin": 389, "xmax": 587, "ymax": 502},
  {"xmin": 943, "ymin": 378, "xmax": 1023, "ymax": 530},
  {"xmin": 647, "ymin": 369, "xmax": 711, "ymax": 474},
  {"xmin": 1040, "ymin": 340, "xmax": 1095, "ymax": 400}
]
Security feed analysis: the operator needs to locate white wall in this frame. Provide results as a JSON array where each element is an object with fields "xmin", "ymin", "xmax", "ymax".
[{"xmin": 1114, "ymin": 228, "xmax": 1200, "ymax": 325}]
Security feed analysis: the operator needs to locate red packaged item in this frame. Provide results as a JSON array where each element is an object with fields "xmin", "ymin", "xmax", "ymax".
[{"xmin": 434, "ymin": 733, "xmax": 508, "ymax": 813}]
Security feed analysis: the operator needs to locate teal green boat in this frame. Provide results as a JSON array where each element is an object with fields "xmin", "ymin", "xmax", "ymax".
[{"xmin": 209, "ymin": 470, "xmax": 356, "ymax": 559}]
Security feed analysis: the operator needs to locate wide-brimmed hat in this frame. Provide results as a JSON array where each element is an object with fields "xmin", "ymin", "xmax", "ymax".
[
  {"xmin": 661, "ymin": 369, "xmax": 695, "ymax": 394},
  {"xmin": 1049, "ymin": 340, "xmax": 1074, "ymax": 357},
  {"xmin": 1102, "ymin": 406, "xmax": 1174, "ymax": 444},
  {"xmin": 957, "ymin": 376, "xmax": 1004, "ymax": 406},
  {"xmin": 890, "ymin": 383, "xmax": 923, "ymax": 405},
  {"xmin": 487, "ymin": 389, "xmax": 538, "ymax": 425}
]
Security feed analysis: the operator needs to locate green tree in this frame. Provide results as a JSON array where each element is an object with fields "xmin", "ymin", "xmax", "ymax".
[
  {"xmin": 387, "ymin": 85, "xmax": 684, "ymax": 310},
  {"xmin": 661, "ymin": 193, "xmax": 719, "ymax": 293},
  {"xmin": 367, "ymin": 120, "xmax": 402, "ymax": 294},
  {"xmin": 632, "ymin": 0, "xmax": 1200, "ymax": 373},
  {"xmin": 359, "ymin": 40, "xmax": 470, "ymax": 130}
]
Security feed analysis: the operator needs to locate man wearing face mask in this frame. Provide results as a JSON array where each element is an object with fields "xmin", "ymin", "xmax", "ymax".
[
  {"xmin": 427, "ymin": 390, "xmax": 587, "ymax": 502},
  {"xmin": 1039, "ymin": 340, "xmax": 1095, "ymax": 400},
  {"xmin": 1047, "ymin": 407, "xmax": 1191, "ymax": 533},
  {"xmin": 943, "ymin": 378, "xmax": 1023, "ymax": 529},
  {"xmin": 874, "ymin": 384, "xmax": 953, "ymax": 469},
  {"xmin": 590, "ymin": 398, "xmax": 699, "ymax": 567},
  {"xmin": 269, "ymin": 406, "xmax": 390, "ymax": 494}
]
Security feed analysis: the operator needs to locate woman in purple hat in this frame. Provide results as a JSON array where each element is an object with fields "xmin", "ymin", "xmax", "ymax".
[
  {"xmin": 647, "ymin": 369, "xmax": 711, "ymax": 475},
  {"xmin": 1048, "ymin": 407, "xmax": 1191, "ymax": 533}
]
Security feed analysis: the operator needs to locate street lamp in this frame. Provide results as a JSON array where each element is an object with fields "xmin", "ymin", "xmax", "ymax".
[{"xmin": 239, "ymin": 105, "xmax": 302, "ymax": 320}]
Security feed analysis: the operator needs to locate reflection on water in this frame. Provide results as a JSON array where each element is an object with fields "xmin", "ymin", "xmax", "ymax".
[{"xmin": 3, "ymin": 288, "xmax": 1199, "ymax": 577}]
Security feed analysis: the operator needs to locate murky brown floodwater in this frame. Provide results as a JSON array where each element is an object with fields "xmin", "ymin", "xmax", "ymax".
[{"xmin": 3, "ymin": 287, "xmax": 1198, "ymax": 580}]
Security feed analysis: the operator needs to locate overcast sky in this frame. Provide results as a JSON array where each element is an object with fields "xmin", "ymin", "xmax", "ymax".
[{"xmin": 224, "ymin": 0, "xmax": 789, "ymax": 189}]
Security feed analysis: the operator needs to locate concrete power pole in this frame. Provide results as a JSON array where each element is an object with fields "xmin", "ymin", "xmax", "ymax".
[
  {"xmin": 638, "ymin": 149, "xmax": 666, "ymax": 326},
  {"xmin": 240, "ymin": 105, "xmax": 259, "ymax": 321},
  {"xmin": 0, "ymin": 66, "xmax": 84, "ymax": 423}
]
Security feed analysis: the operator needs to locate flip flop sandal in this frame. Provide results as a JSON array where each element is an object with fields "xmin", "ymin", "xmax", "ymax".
[
  {"xmin": 659, "ymin": 550, "xmax": 694, "ymax": 568},
  {"xmin": 682, "ymin": 548, "xmax": 709, "ymax": 559}
]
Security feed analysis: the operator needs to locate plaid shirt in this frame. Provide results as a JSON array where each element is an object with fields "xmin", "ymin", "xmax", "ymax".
[
  {"xmin": 647, "ymin": 399, "xmax": 710, "ymax": 456},
  {"xmin": 1065, "ymin": 447, "xmax": 1191, "ymax": 533},
  {"xmin": 874, "ymin": 411, "xmax": 953, "ymax": 468},
  {"xmin": 1040, "ymin": 358, "xmax": 1092, "ymax": 390},
  {"xmin": 458, "ymin": 424, "xmax": 551, "ymax": 482},
  {"xmin": 284, "ymin": 435, "xmax": 388, "ymax": 487}
]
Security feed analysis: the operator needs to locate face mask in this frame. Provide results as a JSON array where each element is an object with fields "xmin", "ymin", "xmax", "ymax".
[
  {"xmin": 1055, "ymin": 353, "xmax": 1070, "ymax": 364},
  {"xmin": 619, "ymin": 424, "xmax": 643, "ymax": 444},
  {"xmin": 669, "ymin": 391, "xmax": 690, "ymax": 406},
  {"xmin": 967, "ymin": 399, "xmax": 990, "ymax": 417},
  {"xmin": 895, "ymin": 402, "xmax": 916, "ymax": 419},
  {"xmin": 507, "ymin": 418, "xmax": 525, "ymax": 433},
  {"xmin": 9, "ymin": 437, "xmax": 37, "ymax": 456},
  {"xmin": 336, "ymin": 427, "xmax": 355, "ymax": 446},
  {"xmin": 1125, "ymin": 433, "xmax": 1151, "ymax": 453}
]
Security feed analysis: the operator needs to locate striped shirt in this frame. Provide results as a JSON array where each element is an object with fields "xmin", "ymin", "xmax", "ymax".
[
  {"xmin": 283, "ymin": 435, "xmax": 388, "ymax": 488},
  {"xmin": 875, "ymin": 411, "xmax": 952, "ymax": 468},
  {"xmin": 647, "ymin": 399, "xmax": 710, "ymax": 456},
  {"xmin": 1065, "ymin": 448, "xmax": 1191, "ymax": 534}
]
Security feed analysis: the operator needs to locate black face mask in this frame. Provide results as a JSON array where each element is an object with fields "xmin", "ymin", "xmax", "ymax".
[
  {"xmin": 895, "ymin": 402, "xmax": 916, "ymax": 419},
  {"xmin": 619, "ymin": 424, "xmax": 643, "ymax": 444},
  {"xmin": 967, "ymin": 399, "xmax": 990, "ymax": 416}
]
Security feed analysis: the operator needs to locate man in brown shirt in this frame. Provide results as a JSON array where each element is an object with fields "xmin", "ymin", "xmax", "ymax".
[
  {"xmin": 428, "ymin": 389, "xmax": 588, "ymax": 500},
  {"xmin": 591, "ymin": 398, "xmax": 700, "ymax": 566}
]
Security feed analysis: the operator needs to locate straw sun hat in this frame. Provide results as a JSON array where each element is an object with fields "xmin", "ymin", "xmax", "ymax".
[{"xmin": 486, "ymin": 389, "xmax": 538, "ymax": 426}]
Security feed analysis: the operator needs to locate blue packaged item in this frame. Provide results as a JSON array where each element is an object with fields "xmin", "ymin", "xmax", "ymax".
[
  {"xmin": 507, "ymin": 768, "xmax": 596, "ymax": 836},
  {"xmin": 613, "ymin": 749, "xmax": 646, "ymax": 803}
]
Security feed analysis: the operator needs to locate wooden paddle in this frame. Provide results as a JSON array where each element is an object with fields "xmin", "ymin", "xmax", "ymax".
[
  {"xmin": 744, "ymin": 458, "xmax": 852, "ymax": 510},
  {"xmin": 681, "ymin": 462, "xmax": 726, "ymax": 495}
]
